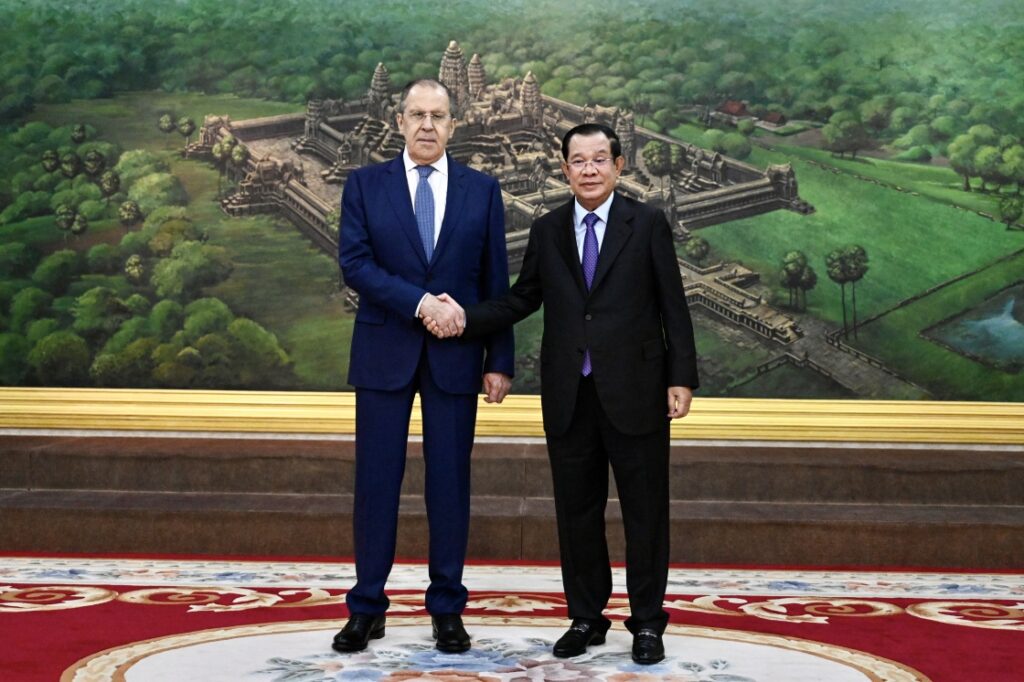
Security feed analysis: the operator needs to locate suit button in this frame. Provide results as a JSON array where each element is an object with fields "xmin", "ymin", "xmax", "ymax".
[{"xmin": 584, "ymin": 314, "xmax": 592, "ymax": 321}]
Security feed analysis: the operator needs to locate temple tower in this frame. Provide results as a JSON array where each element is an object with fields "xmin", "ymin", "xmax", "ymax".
[
  {"xmin": 468, "ymin": 53, "xmax": 486, "ymax": 99},
  {"xmin": 520, "ymin": 70, "xmax": 543, "ymax": 126},
  {"xmin": 304, "ymin": 100, "xmax": 323, "ymax": 138},
  {"xmin": 615, "ymin": 110, "xmax": 636, "ymax": 166},
  {"xmin": 368, "ymin": 62, "xmax": 391, "ymax": 121},
  {"xmin": 439, "ymin": 40, "xmax": 471, "ymax": 116}
]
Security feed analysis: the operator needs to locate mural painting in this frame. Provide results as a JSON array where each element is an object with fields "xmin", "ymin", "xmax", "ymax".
[{"xmin": 1, "ymin": 0, "xmax": 1021, "ymax": 401}]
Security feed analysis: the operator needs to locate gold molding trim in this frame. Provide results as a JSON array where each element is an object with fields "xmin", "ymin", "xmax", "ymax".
[{"xmin": 1, "ymin": 388, "xmax": 1023, "ymax": 444}]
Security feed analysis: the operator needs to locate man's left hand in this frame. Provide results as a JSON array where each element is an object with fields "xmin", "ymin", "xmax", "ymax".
[
  {"xmin": 483, "ymin": 372, "xmax": 512, "ymax": 404},
  {"xmin": 667, "ymin": 386, "xmax": 693, "ymax": 419}
]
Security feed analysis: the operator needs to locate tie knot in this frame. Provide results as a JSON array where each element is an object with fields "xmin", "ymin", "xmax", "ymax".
[
  {"xmin": 583, "ymin": 212, "xmax": 599, "ymax": 230},
  {"xmin": 416, "ymin": 165, "xmax": 434, "ymax": 178}
]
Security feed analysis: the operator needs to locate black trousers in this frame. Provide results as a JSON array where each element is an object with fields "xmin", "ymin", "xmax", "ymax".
[{"xmin": 546, "ymin": 375, "xmax": 671, "ymax": 634}]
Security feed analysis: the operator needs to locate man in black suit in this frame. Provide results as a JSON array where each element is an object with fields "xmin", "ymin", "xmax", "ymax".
[{"xmin": 424, "ymin": 123, "xmax": 698, "ymax": 664}]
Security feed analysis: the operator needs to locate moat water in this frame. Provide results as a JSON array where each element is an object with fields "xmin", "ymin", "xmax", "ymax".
[{"xmin": 930, "ymin": 284, "xmax": 1024, "ymax": 371}]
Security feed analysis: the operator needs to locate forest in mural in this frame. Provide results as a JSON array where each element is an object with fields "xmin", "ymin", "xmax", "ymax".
[{"xmin": 0, "ymin": 0, "xmax": 1022, "ymax": 401}]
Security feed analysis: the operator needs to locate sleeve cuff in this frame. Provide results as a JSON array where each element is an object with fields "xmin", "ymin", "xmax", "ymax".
[{"xmin": 414, "ymin": 293, "xmax": 428, "ymax": 319}]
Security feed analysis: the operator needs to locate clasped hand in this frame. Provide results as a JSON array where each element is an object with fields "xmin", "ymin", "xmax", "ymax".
[
  {"xmin": 420, "ymin": 293, "xmax": 464, "ymax": 338},
  {"xmin": 420, "ymin": 294, "xmax": 510, "ymax": 403}
]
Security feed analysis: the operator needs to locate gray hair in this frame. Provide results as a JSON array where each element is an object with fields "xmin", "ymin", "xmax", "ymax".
[{"xmin": 397, "ymin": 78, "xmax": 453, "ymax": 114}]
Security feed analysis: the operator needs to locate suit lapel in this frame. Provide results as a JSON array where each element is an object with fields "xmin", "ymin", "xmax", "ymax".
[
  {"xmin": 432, "ymin": 154, "xmax": 465, "ymax": 264},
  {"xmin": 384, "ymin": 155, "xmax": 429, "ymax": 266},
  {"xmin": 589, "ymin": 193, "xmax": 633, "ymax": 294},
  {"xmin": 552, "ymin": 201, "xmax": 588, "ymax": 295}
]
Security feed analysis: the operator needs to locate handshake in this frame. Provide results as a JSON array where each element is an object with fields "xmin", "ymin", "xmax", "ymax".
[
  {"xmin": 419, "ymin": 292, "xmax": 511, "ymax": 404},
  {"xmin": 419, "ymin": 293, "xmax": 465, "ymax": 339}
]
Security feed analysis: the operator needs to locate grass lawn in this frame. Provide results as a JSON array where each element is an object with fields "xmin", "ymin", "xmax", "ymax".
[
  {"xmin": 849, "ymin": 249, "xmax": 1024, "ymax": 401},
  {"xmin": 31, "ymin": 92, "xmax": 301, "ymax": 153},
  {"xmin": 659, "ymin": 123, "xmax": 1024, "ymax": 396},
  {"xmin": 669, "ymin": 121, "xmax": 1006, "ymax": 217},
  {"xmin": 689, "ymin": 312, "xmax": 777, "ymax": 396},
  {"xmin": 696, "ymin": 155, "xmax": 1023, "ymax": 328},
  {"xmin": 667, "ymin": 122, "xmax": 709, "ymax": 143},
  {"xmin": 0, "ymin": 215, "xmax": 123, "ymax": 253},
  {"xmin": 764, "ymin": 143, "xmax": 1006, "ymax": 215},
  {"xmin": 728, "ymin": 362, "xmax": 858, "ymax": 399}
]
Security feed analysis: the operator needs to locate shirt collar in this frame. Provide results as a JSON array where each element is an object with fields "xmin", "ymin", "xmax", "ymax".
[
  {"xmin": 574, "ymin": 193, "xmax": 614, "ymax": 227},
  {"xmin": 403, "ymin": 148, "xmax": 448, "ymax": 177}
]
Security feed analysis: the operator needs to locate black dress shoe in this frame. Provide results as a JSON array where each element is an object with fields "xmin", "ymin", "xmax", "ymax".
[
  {"xmin": 432, "ymin": 613, "xmax": 471, "ymax": 653},
  {"xmin": 332, "ymin": 613, "xmax": 385, "ymax": 652},
  {"xmin": 553, "ymin": 619, "xmax": 607, "ymax": 658},
  {"xmin": 631, "ymin": 627, "xmax": 665, "ymax": 664}
]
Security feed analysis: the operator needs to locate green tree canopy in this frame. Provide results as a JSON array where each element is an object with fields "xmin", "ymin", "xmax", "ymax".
[
  {"xmin": 641, "ymin": 140, "xmax": 671, "ymax": 180},
  {"xmin": 0, "ymin": 333, "xmax": 31, "ymax": 384},
  {"xmin": 719, "ymin": 132, "xmax": 752, "ymax": 160},
  {"xmin": 182, "ymin": 297, "xmax": 234, "ymax": 343},
  {"xmin": 127, "ymin": 172, "xmax": 187, "ymax": 215},
  {"xmin": 71, "ymin": 286, "xmax": 129, "ymax": 343},
  {"xmin": 821, "ymin": 111, "xmax": 869, "ymax": 158},
  {"xmin": 31, "ymin": 250, "xmax": 81, "ymax": 294},
  {"xmin": 148, "ymin": 217, "xmax": 205, "ymax": 257},
  {"xmin": 25, "ymin": 318, "xmax": 60, "ymax": 345},
  {"xmin": 229, "ymin": 317, "xmax": 289, "ymax": 371},
  {"xmin": 86, "ymin": 244, "xmax": 120, "ymax": 274},
  {"xmin": 115, "ymin": 149, "xmax": 170, "ymax": 188},
  {"xmin": 28, "ymin": 330, "xmax": 91, "ymax": 386},
  {"xmin": 90, "ymin": 336, "xmax": 158, "ymax": 387},
  {"xmin": 119, "ymin": 199, "xmax": 143, "ymax": 229},
  {"xmin": 0, "ymin": 242, "xmax": 40, "ymax": 278},
  {"xmin": 147, "ymin": 299, "xmax": 185, "ymax": 340},
  {"xmin": 684, "ymin": 236, "xmax": 710, "ymax": 265},
  {"xmin": 151, "ymin": 242, "xmax": 232, "ymax": 300},
  {"xmin": 948, "ymin": 132, "xmax": 980, "ymax": 191}
]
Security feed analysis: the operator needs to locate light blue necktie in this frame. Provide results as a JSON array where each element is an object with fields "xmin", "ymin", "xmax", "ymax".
[
  {"xmin": 415, "ymin": 165, "xmax": 435, "ymax": 261},
  {"xmin": 581, "ymin": 212, "xmax": 599, "ymax": 376}
]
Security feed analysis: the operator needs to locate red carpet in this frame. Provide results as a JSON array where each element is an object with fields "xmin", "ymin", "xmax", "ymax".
[{"xmin": 1, "ymin": 554, "xmax": 1021, "ymax": 681}]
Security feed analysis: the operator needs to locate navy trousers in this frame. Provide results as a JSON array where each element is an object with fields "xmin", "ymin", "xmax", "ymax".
[{"xmin": 345, "ymin": 352, "xmax": 478, "ymax": 616}]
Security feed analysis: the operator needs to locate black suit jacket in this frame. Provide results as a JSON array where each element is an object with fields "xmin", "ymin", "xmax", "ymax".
[{"xmin": 468, "ymin": 193, "xmax": 698, "ymax": 437}]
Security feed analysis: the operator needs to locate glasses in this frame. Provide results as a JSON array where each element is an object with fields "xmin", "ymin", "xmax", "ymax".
[
  {"xmin": 404, "ymin": 111, "xmax": 452, "ymax": 124},
  {"xmin": 567, "ymin": 158, "xmax": 612, "ymax": 171}
]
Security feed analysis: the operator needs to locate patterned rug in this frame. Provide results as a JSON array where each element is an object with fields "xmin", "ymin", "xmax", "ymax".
[{"xmin": 1, "ymin": 556, "xmax": 1022, "ymax": 681}]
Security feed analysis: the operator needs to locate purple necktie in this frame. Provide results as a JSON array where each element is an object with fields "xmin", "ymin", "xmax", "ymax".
[{"xmin": 581, "ymin": 212, "xmax": 598, "ymax": 376}]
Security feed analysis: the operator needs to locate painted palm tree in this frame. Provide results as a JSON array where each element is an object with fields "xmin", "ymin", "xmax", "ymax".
[
  {"xmin": 177, "ymin": 117, "xmax": 196, "ymax": 157},
  {"xmin": 844, "ymin": 245, "xmax": 869, "ymax": 339},
  {"xmin": 827, "ymin": 245, "xmax": 869, "ymax": 339},
  {"xmin": 798, "ymin": 264, "xmax": 818, "ymax": 312},
  {"xmin": 781, "ymin": 251, "xmax": 808, "ymax": 309},
  {"xmin": 826, "ymin": 248, "xmax": 851, "ymax": 338}
]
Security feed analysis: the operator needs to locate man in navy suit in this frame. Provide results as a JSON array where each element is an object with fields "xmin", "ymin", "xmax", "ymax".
[
  {"xmin": 425, "ymin": 123, "xmax": 698, "ymax": 664},
  {"xmin": 333, "ymin": 79, "xmax": 514, "ymax": 654}
]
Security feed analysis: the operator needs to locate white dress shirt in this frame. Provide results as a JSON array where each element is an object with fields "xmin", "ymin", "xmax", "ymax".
[
  {"xmin": 403, "ymin": 147, "xmax": 448, "ymax": 247},
  {"xmin": 573, "ymin": 194, "xmax": 614, "ymax": 260}
]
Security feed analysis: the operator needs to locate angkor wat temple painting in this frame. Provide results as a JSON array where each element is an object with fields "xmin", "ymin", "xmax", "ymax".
[{"xmin": 1, "ymin": 0, "xmax": 1021, "ymax": 401}]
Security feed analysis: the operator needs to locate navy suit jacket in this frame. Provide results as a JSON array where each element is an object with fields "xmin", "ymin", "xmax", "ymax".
[{"xmin": 339, "ymin": 153, "xmax": 514, "ymax": 394}]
